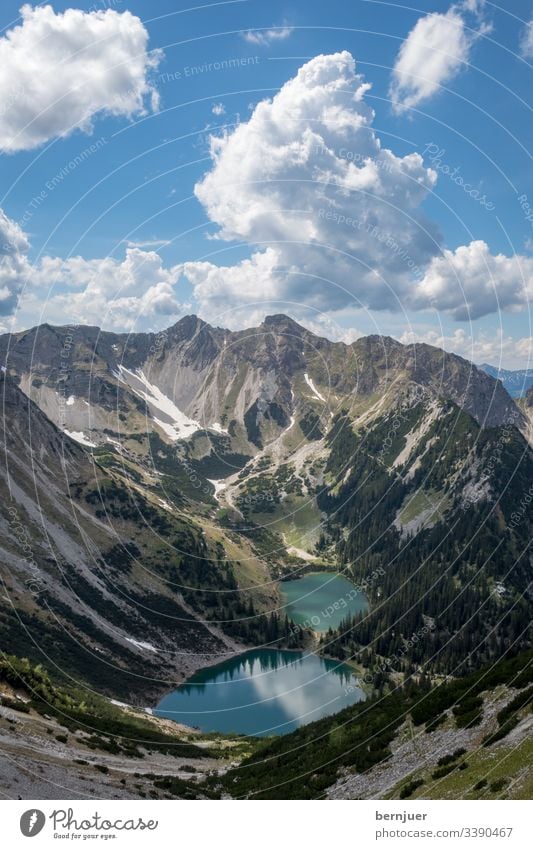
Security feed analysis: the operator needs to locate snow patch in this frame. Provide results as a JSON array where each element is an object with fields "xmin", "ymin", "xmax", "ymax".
[
  {"xmin": 63, "ymin": 430, "xmax": 96, "ymax": 448},
  {"xmin": 115, "ymin": 366, "xmax": 200, "ymax": 440},
  {"xmin": 208, "ymin": 479, "xmax": 226, "ymax": 502},
  {"xmin": 210, "ymin": 422, "xmax": 229, "ymax": 434},
  {"xmin": 286, "ymin": 544, "xmax": 317, "ymax": 561},
  {"xmin": 304, "ymin": 373, "xmax": 326, "ymax": 402},
  {"xmin": 152, "ymin": 417, "xmax": 188, "ymax": 441},
  {"xmin": 283, "ymin": 388, "xmax": 296, "ymax": 435},
  {"xmin": 125, "ymin": 637, "xmax": 157, "ymax": 653}
]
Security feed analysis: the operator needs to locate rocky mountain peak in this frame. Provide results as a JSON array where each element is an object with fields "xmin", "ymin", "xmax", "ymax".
[
  {"xmin": 261, "ymin": 314, "xmax": 306, "ymax": 335},
  {"xmin": 169, "ymin": 314, "xmax": 209, "ymax": 341}
]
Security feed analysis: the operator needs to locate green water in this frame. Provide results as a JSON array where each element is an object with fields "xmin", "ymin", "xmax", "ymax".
[
  {"xmin": 154, "ymin": 649, "xmax": 364, "ymax": 736},
  {"xmin": 279, "ymin": 571, "xmax": 368, "ymax": 632}
]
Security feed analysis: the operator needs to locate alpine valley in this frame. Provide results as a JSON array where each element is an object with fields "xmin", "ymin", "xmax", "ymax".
[{"xmin": 1, "ymin": 315, "xmax": 532, "ymax": 800}]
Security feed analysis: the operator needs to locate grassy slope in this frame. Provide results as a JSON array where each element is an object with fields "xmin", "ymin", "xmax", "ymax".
[{"xmin": 394, "ymin": 737, "xmax": 533, "ymax": 801}]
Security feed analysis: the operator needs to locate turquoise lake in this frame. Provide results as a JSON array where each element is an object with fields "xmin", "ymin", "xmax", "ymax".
[
  {"xmin": 154, "ymin": 649, "xmax": 365, "ymax": 736},
  {"xmin": 279, "ymin": 571, "xmax": 368, "ymax": 632}
]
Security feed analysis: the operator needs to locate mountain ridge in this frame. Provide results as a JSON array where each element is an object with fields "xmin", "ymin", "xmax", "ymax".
[{"xmin": 0, "ymin": 315, "xmax": 522, "ymax": 448}]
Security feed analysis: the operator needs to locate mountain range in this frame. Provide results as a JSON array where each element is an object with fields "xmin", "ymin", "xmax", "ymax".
[
  {"xmin": 480, "ymin": 363, "xmax": 533, "ymax": 399},
  {"xmin": 0, "ymin": 315, "xmax": 532, "ymax": 697}
]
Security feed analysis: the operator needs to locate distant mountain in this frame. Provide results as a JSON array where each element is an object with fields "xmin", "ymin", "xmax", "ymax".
[
  {"xmin": 0, "ymin": 316, "xmax": 531, "ymax": 694},
  {"xmin": 480, "ymin": 362, "xmax": 533, "ymax": 398}
]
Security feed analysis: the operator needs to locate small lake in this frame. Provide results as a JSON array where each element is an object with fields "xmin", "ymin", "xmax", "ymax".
[
  {"xmin": 154, "ymin": 649, "xmax": 365, "ymax": 736},
  {"xmin": 279, "ymin": 571, "xmax": 368, "ymax": 632}
]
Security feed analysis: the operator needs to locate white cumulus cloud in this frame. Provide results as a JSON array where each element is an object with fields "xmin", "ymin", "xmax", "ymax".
[
  {"xmin": 0, "ymin": 209, "xmax": 31, "ymax": 315},
  {"xmin": 415, "ymin": 240, "xmax": 533, "ymax": 320},
  {"xmin": 400, "ymin": 326, "xmax": 533, "ymax": 370},
  {"xmin": 4, "ymin": 46, "xmax": 532, "ymax": 337},
  {"xmin": 0, "ymin": 202, "xmax": 183, "ymax": 331},
  {"xmin": 187, "ymin": 51, "xmax": 439, "ymax": 321},
  {"xmin": 17, "ymin": 247, "xmax": 184, "ymax": 331},
  {"xmin": 179, "ymin": 51, "xmax": 533, "ymax": 328},
  {"xmin": 0, "ymin": 3, "xmax": 161, "ymax": 153},
  {"xmin": 389, "ymin": 3, "xmax": 488, "ymax": 114}
]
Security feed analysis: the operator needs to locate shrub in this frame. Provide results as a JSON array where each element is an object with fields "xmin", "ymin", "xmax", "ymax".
[
  {"xmin": 431, "ymin": 763, "xmax": 456, "ymax": 779},
  {"xmin": 425, "ymin": 714, "xmax": 446, "ymax": 733},
  {"xmin": 400, "ymin": 778, "xmax": 424, "ymax": 799}
]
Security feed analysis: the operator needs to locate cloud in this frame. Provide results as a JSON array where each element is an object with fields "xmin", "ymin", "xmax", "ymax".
[
  {"xmin": 400, "ymin": 326, "xmax": 533, "ymax": 370},
  {"xmin": 179, "ymin": 51, "xmax": 533, "ymax": 328},
  {"xmin": 125, "ymin": 239, "xmax": 171, "ymax": 249},
  {"xmin": 389, "ymin": 3, "xmax": 488, "ymax": 114},
  {"xmin": 520, "ymin": 19, "xmax": 533, "ymax": 58},
  {"xmin": 16, "ymin": 247, "xmax": 184, "ymax": 331},
  {"xmin": 0, "ymin": 3, "xmax": 161, "ymax": 153},
  {"xmin": 0, "ymin": 209, "xmax": 31, "ymax": 315},
  {"xmin": 5, "ymin": 48, "xmax": 532, "ymax": 335},
  {"xmin": 184, "ymin": 51, "xmax": 438, "ymax": 321},
  {"xmin": 183, "ymin": 249, "xmax": 282, "ymax": 323},
  {"xmin": 414, "ymin": 240, "xmax": 533, "ymax": 320},
  {"xmin": 211, "ymin": 102, "xmax": 226, "ymax": 116},
  {"xmin": 0, "ymin": 222, "xmax": 182, "ymax": 326},
  {"xmin": 295, "ymin": 313, "xmax": 363, "ymax": 344},
  {"xmin": 460, "ymin": 0, "xmax": 486, "ymax": 12},
  {"xmin": 243, "ymin": 24, "xmax": 293, "ymax": 46}
]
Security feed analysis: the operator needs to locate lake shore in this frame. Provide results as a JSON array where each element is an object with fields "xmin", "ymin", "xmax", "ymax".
[{"xmin": 149, "ymin": 570, "xmax": 371, "ymax": 735}]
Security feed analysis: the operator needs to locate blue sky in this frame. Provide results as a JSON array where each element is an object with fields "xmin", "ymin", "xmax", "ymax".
[{"xmin": 0, "ymin": 0, "xmax": 532, "ymax": 367}]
